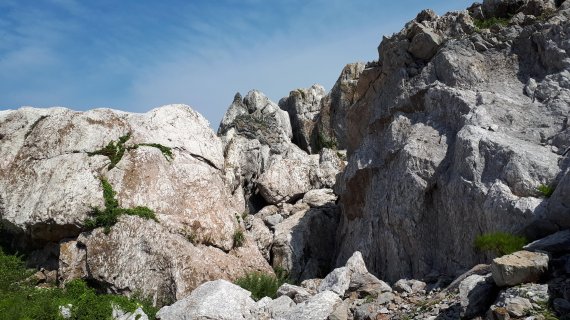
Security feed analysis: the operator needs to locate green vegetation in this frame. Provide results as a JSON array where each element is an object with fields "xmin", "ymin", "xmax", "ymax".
[
  {"xmin": 234, "ymin": 270, "xmax": 289, "ymax": 301},
  {"xmin": 136, "ymin": 143, "xmax": 173, "ymax": 161},
  {"xmin": 84, "ymin": 178, "xmax": 158, "ymax": 233},
  {"xmin": 0, "ymin": 247, "xmax": 158, "ymax": 319},
  {"xmin": 537, "ymin": 184, "xmax": 555, "ymax": 198},
  {"xmin": 474, "ymin": 232, "xmax": 528, "ymax": 256},
  {"xmin": 88, "ymin": 134, "xmax": 174, "ymax": 170},
  {"xmin": 316, "ymin": 132, "xmax": 337, "ymax": 151},
  {"xmin": 233, "ymin": 229, "xmax": 245, "ymax": 248},
  {"xmin": 536, "ymin": 301, "xmax": 562, "ymax": 320},
  {"xmin": 474, "ymin": 17, "xmax": 510, "ymax": 30},
  {"xmin": 88, "ymin": 134, "xmax": 132, "ymax": 170}
]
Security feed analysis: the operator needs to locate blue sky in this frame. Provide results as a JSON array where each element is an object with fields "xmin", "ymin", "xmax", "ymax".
[{"xmin": 0, "ymin": 0, "xmax": 473, "ymax": 128}]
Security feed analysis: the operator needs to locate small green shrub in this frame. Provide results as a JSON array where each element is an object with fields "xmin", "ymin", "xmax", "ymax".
[
  {"xmin": 84, "ymin": 178, "xmax": 158, "ymax": 233},
  {"xmin": 88, "ymin": 134, "xmax": 174, "ymax": 169},
  {"xmin": 233, "ymin": 229, "xmax": 245, "ymax": 248},
  {"xmin": 474, "ymin": 17, "xmax": 510, "ymax": 29},
  {"xmin": 88, "ymin": 133, "xmax": 132, "ymax": 170},
  {"xmin": 0, "ymin": 247, "xmax": 158, "ymax": 319},
  {"xmin": 317, "ymin": 132, "xmax": 337, "ymax": 151},
  {"xmin": 136, "ymin": 143, "xmax": 173, "ymax": 161},
  {"xmin": 234, "ymin": 271, "xmax": 286, "ymax": 301},
  {"xmin": 537, "ymin": 184, "xmax": 555, "ymax": 198},
  {"xmin": 474, "ymin": 232, "xmax": 528, "ymax": 256}
]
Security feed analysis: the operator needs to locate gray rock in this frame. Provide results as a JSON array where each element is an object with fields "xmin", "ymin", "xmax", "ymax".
[
  {"xmin": 553, "ymin": 298, "xmax": 570, "ymax": 316},
  {"xmin": 335, "ymin": 3, "xmax": 569, "ymax": 282},
  {"xmin": 263, "ymin": 213, "xmax": 284, "ymax": 228},
  {"xmin": 524, "ymin": 229, "xmax": 570, "ymax": 254},
  {"xmin": 316, "ymin": 63, "xmax": 365, "ymax": 150},
  {"xmin": 156, "ymin": 280, "xmax": 255, "ymax": 320},
  {"xmin": 277, "ymin": 283, "xmax": 312, "ymax": 303},
  {"xmin": 59, "ymin": 305, "xmax": 72, "ymax": 319},
  {"xmin": 272, "ymin": 206, "xmax": 340, "ymax": 282},
  {"xmin": 318, "ymin": 267, "xmax": 351, "ymax": 297},
  {"xmin": 254, "ymin": 295, "xmax": 296, "ymax": 319},
  {"xmin": 276, "ymin": 290, "xmax": 341, "ymax": 320},
  {"xmin": 459, "ymin": 274, "xmax": 498, "ymax": 319},
  {"xmin": 349, "ymin": 272, "xmax": 393, "ymax": 298},
  {"xmin": 303, "ymin": 188, "xmax": 337, "ymax": 208},
  {"xmin": 491, "ymin": 251, "xmax": 549, "ymax": 287},
  {"xmin": 393, "ymin": 279, "xmax": 413, "ymax": 294},
  {"xmin": 492, "ymin": 283, "xmax": 549, "ymax": 318},
  {"xmin": 279, "ymin": 84, "xmax": 327, "ymax": 153},
  {"xmin": 61, "ymin": 216, "xmax": 271, "ymax": 305},
  {"xmin": 408, "ymin": 29, "xmax": 442, "ymax": 60},
  {"xmin": 245, "ymin": 216, "xmax": 273, "ymax": 261}
]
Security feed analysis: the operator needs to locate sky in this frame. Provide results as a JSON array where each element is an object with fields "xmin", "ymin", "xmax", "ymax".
[{"xmin": 0, "ymin": 0, "xmax": 474, "ymax": 128}]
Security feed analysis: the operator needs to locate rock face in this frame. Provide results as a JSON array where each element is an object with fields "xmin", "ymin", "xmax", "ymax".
[
  {"xmin": 271, "ymin": 205, "xmax": 340, "ymax": 282},
  {"xmin": 0, "ymin": 105, "xmax": 271, "ymax": 305},
  {"xmin": 336, "ymin": 0, "xmax": 570, "ymax": 281},
  {"xmin": 316, "ymin": 63, "xmax": 365, "ymax": 151}
]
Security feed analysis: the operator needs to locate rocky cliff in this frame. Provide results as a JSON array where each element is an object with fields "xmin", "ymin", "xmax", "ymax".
[
  {"xmin": 1, "ymin": 0, "xmax": 570, "ymax": 318},
  {"xmin": 335, "ymin": 0, "xmax": 570, "ymax": 283}
]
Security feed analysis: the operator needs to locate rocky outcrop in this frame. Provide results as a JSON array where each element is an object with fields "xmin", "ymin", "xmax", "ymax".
[
  {"xmin": 316, "ymin": 63, "xmax": 365, "ymax": 151},
  {"xmin": 336, "ymin": 0, "xmax": 570, "ymax": 282},
  {"xmin": 279, "ymin": 85, "xmax": 327, "ymax": 153},
  {"xmin": 0, "ymin": 105, "xmax": 271, "ymax": 305},
  {"xmin": 219, "ymin": 90, "xmax": 344, "ymax": 212}
]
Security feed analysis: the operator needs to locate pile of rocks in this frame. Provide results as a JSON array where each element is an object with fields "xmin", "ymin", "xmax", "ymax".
[{"xmin": 155, "ymin": 229, "xmax": 569, "ymax": 319}]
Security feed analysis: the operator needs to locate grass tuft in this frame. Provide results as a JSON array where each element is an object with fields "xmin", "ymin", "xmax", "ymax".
[
  {"xmin": 474, "ymin": 232, "xmax": 528, "ymax": 256},
  {"xmin": 537, "ymin": 184, "xmax": 555, "ymax": 198},
  {"xmin": 234, "ymin": 271, "xmax": 288, "ymax": 301},
  {"xmin": 136, "ymin": 143, "xmax": 173, "ymax": 161},
  {"xmin": 474, "ymin": 17, "xmax": 510, "ymax": 29},
  {"xmin": 233, "ymin": 229, "xmax": 245, "ymax": 248}
]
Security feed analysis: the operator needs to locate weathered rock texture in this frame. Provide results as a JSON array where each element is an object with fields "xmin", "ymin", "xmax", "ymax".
[
  {"xmin": 279, "ymin": 84, "xmax": 327, "ymax": 153},
  {"xmin": 336, "ymin": 0, "xmax": 570, "ymax": 281},
  {"xmin": 0, "ymin": 105, "xmax": 271, "ymax": 305},
  {"xmin": 219, "ymin": 90, "xmax": 344, "ymax": 211}
]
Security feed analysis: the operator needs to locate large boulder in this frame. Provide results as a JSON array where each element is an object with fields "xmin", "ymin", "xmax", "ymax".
[
  {"xmin": 491, "ymin": 250, "xmax": 550, "ymax": 287},
  {"xmin": 0, "ymin": 105, "xmax": 273, "ymax": 304},
  {"xmin": 0, "ymin": 105, "xmax": 242, "ymax": 251},
  {"xmin": 335, "ymin": 2, "xmax": 570, "ymax": 282},
  {"xmin": 156, "ymin": 280, "xmax": 256, "ymax": 320},
  {"xmin": 459, "ymin": 274, "xmax": 498, "ymax": 319}
]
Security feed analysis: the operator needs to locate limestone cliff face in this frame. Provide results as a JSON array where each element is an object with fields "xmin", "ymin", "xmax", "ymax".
[{"xmin": 335, "ymin": 1, "xmax": 570, "ymax": 281}]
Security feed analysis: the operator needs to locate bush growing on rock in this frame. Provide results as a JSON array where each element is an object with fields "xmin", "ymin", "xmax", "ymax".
[
  {"xmin": 234, "ymin": 270, "xmax": 288, "ymax": 301},
  {"xmin": 474, "ymin": 232, "xmax": 527, "ymax": 256},
  {"xmin": 84, "ymin": 178, "xmax": 158, "ymax": 233}
]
